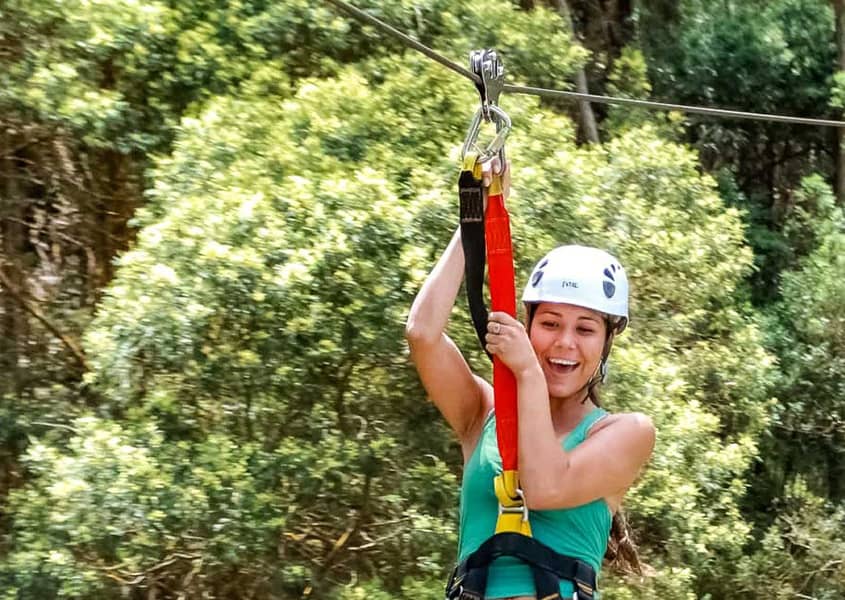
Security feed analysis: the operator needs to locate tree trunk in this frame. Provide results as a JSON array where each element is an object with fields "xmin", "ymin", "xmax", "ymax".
[
  {"xmin": 835, "ymin": 0, "xmax": 845, "ymax": 204},
  {"xmin": 553, "ymin": 0, "xmax": 600, "ymax": 143},
  {"xmin": 828, "ymin": 434, "xmax": 845, "ymax": 502},
  {"xmin": 0, "ymin": 130, "xmax": 25, "ymax": 398}
]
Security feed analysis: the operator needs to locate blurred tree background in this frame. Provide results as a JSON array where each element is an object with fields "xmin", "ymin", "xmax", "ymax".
[{"xmin": 1, "ymin": 0, "xmax": 844, "ymax": 597}]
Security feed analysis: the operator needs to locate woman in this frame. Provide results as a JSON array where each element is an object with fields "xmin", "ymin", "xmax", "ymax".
[{"xmin": 404, "ymin": 161, "xmax": 655, "ymax": 599}]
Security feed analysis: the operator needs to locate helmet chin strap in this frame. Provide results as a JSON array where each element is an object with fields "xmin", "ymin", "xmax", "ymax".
[{"xmin": 582, "ymin": 328, "xmax": 616, "ymax": 403}]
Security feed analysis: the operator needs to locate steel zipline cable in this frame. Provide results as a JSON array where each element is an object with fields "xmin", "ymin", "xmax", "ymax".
[{"xmin": 323, "ymin": 0, "xmax": 845, "ymax": 129}]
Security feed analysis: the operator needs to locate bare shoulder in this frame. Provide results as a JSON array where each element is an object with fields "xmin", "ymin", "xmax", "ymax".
[
  {"xmin": 591, "ymin": 411, "xmax": 655, "ymax": 432},
  {"xmin": 589, "ymin": 412, "xmax": 656, "ymax": 460}
]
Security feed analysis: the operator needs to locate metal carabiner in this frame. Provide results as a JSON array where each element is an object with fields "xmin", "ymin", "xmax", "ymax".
[
  {"xmin": 461, "ymin": 105, "xmax": 511, "ymax": 162},
  {"xmin": 461, "ymin": 49, "xmax": 511, "ymax": 163}
]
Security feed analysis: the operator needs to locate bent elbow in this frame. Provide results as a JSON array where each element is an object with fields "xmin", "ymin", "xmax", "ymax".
[
  {"xmin": 521, "ymin": 468, "xmax": 572, "ymax": 511},
  {"xmin": 520, "ymin": 459, "xmax": 579, "ymax": 510},
  {"xmin": 404, "ymin": 317, "xmax": 438, "ymax": 348},
  {"xmin": 524, "ymin": 486, "xmax": 568, "ymax": 512}
]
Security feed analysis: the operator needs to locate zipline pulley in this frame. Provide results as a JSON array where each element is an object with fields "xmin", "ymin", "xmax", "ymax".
[
  {"xmin": 472, "ymin": 49, "xmax": 504, "ymax": 118},
  {"xmin": 462, "ymin": 50, "xmax": 511, "ymax": 162}
]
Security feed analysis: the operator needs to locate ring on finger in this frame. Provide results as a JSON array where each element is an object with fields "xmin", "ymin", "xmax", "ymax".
[{"xmin": 493, "ymin": 322, "xmax": 501, "ymax": 335}]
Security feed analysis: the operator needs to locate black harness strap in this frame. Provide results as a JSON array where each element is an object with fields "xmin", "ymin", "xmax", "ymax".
[
  {"xmin": 458, "ymin": 164, "xmax": 491, "ymax": 359},
  {"xmin": 446, "ymin": 533, "xmax": 597, "ymax": 600}
]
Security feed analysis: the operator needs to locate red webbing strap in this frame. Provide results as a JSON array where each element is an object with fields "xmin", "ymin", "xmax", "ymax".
[{"xmin": 485, "ymin": 176, "xmax": 518, "ymax": 474}]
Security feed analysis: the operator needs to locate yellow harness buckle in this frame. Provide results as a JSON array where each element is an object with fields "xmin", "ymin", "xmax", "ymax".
[{"xmin": 493, "ymin": 469, "xmax": 532, "ymax": 536}]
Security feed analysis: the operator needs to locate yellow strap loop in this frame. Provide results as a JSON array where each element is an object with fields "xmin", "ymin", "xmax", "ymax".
[
  {"xmin": 462, "ymin": 152, "xmax": 483, "ymax": 178},
  {"xmin": 494, "ymin": 470, "xmax": 532, "ymax": 536},
  {"xmin": 487, "ymin": 171, "xmax": 502, "ymax": 196},
  {"xmin": 461, "ymin": 154, "xmax": 503, "ymax": 195}
]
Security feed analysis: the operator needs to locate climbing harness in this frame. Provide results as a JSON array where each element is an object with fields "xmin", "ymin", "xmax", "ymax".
[
  {"xmin": 450, "ymin": 50, "xmax": 598, "ymax": 600},
  {"xmin": 446, "ymin": 533, "xmax": 598, "ymax": 600}
]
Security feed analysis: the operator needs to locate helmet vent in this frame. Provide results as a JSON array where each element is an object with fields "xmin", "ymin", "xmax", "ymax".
[{"xmin": 603, "ymin": 266, "xmax": 616, "ymax": 298}]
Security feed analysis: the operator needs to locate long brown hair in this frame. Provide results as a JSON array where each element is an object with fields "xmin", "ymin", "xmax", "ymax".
[{"xmin": 588, "ymin": 383, "xmax": 644, "ymax": 574}]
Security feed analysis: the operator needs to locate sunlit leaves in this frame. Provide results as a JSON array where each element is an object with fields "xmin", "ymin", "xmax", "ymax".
[{"xmin": 1, "ymin": 7, "xmax": 793, "ymax": 597}]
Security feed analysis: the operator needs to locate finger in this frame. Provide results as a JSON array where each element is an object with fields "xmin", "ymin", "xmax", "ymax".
[
  {"xmin": 489, "ymin": 156, "xmax": 502, "ymax": 175},
  {"xmin": 487, "ymin": 319, "xmax": 505, "ymax": 336},
  {"xmin": 490, "ymin": 311, "xmax": 517, "ymax": 327},
  {"xmin": 480, "ymin": 160, "xmax": 492, "ymax": 187}
]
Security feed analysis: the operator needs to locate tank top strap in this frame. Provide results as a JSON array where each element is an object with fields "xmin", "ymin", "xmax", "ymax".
[
  {"xmin": 484, "ymin": 407, "xmax": 608, "ymax": 446},
  {"xmin": 564, "ymin": 407, "xmax": 609, "ymax": 449}
]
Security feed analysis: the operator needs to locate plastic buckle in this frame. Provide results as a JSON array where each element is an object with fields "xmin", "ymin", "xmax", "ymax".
[
  {"xmin": 445, "ymin": 565, "xmax": 461, "ymax": 598},
  {"xmin": 458, "ymin": 587, "xmax": 482, "ymax": 600},
  {"xmin": 574, "ymin": 581, "xmax": 595, "ymax": 600}
]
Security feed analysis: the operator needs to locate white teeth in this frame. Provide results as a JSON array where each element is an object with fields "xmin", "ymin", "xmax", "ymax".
[{"xmin": 549, "ymin": 358, "xmax": 577, "ymax": 366}]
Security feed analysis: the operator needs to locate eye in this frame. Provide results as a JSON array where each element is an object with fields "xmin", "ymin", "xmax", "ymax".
[
  {"xmin": 541, "ymin": 320, "xmax": 559, "ymax": 329},
  {"xmin": 577, "ymin": 326, "xmax": 597, "ymax": 334}
]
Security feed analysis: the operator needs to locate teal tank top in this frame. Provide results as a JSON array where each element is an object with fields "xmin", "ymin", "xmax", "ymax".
[{"xmin": 457, "ymin": 408, "xmax": 612, "ymax": 599}]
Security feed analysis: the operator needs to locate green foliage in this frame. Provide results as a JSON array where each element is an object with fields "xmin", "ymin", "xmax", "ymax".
[
  {"xmin": 602, "ymin": 46, "xmax": 683, "ymax": 138},
  {"xmin": 639, "ymin": 0, "xmax": 837, "ymax": 304},
  {"xmin": 783, "ymin": 174, "xmax": 845, "ymax": 260},
  {"xmin": 770, "ymin": 179, "xmax": 845, "ymax": 434},
  {"xmin": 766, "ymin": 227, "xmax": 845, "ymax": 491},
  {"xmin": 734, "ymin": 479, "xmax": 845, "ymax": 598},
  {"xmin": 642, "ymin": 0, "xmax": 834, "ymax": 115},
  {"xmin": 1, "ymin": 417, "xmax": 290, "ymax": 597},
  {"xmin": 747, "ymin": 174, "xmax": 845, "ymax": 594},
  {"xmin": 8, "ymin": 1, "xmax": 845, "ymax": 598},
  {"xmin": 1, "ymin": 0, "xmax": 178, "ymax": 150},
  {"xmin": 4, "ymin": 55, "xmax": 773, "ymax": 597}
]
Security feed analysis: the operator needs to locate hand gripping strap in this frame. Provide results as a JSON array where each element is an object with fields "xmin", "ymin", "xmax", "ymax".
[{"xmin": 458, "ymin": 154, "xmax": 491, "ymax": 358}]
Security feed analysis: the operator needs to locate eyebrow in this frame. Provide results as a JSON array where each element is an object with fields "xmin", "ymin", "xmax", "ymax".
[
  {"xmin": 577, "ymin": 316, "xmax": 601, "ymax": 324},
  {"xmin": 537, "ymin": 310, "xmax": 601, "ymax": 324}
]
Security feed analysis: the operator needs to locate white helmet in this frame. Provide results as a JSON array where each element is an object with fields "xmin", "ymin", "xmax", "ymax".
[{"xmin": 522, "ymin": 245, "xmax": 629, "ymax": 333}]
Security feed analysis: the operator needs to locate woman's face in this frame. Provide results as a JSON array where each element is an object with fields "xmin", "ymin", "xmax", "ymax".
[{"xmin": 528, "ymin": 302, "xmax": 607, "ymax": 401}]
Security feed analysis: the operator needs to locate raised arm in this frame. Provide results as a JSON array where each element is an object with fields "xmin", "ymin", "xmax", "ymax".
[{"xmin": 405, "ymin": 227, "xmax": 493, "ymax": 459}]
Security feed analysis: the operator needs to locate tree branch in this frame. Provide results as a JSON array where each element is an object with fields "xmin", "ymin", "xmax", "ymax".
[{"xmin": 0, "ymin": 265, "xmax": 88, "ymax": 371}]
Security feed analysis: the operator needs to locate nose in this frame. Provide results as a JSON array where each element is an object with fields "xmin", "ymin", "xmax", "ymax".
[{"xmin": 554, "ymin": 326, "xmax": 578, "ymax": 350}]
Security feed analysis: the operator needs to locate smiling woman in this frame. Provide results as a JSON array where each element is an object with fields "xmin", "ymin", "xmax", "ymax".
[
  {"xmin": 528, "ymin": 303, "xmax": 608, "ymax": 400},
  {"xmin": 404, "ymin": 165, "xmax": 655, "ymax": 599}
]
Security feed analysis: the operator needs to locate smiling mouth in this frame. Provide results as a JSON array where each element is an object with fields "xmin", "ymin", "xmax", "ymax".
[{"xmin": 547, "ymin": 358, "xmax": 579, "ymax": 375}]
